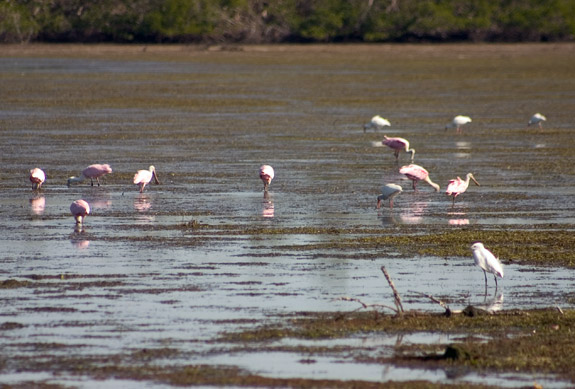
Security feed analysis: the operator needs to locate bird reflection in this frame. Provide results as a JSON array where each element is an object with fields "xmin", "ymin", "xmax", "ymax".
[
  {"xmin": 70, "ymin": 226, "xmax": 90, "ymax": 248},
  {"xmin": 262, "ymin": 191, "xmax": 274, "ymax": 218},
  {"xmin": 477, "ymin": 293, "xmax": 504, "ymax": 313},
  {"xmin": 83, "ymin": 191, "xmax": 112, "ymax": 209},
  {"xmin": 448, "ymin": 211, "xmax": 469, "ymax": 225},
  {"xmin": 29, "ymin": 196, "xmax": 46, "ymax": 215},
  {"xmin": 134, "ymin": 194, "xmax": 152, "ymax": 212}
]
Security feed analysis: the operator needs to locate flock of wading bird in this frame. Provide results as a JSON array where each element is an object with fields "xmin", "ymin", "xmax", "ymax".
[
  {"xmin": 27, "ymin": 112, "xmax": 546, "ymax": 290},
  {"xmin": 362, "ymin": 112, "xmax": 546, "ymax": 290}
]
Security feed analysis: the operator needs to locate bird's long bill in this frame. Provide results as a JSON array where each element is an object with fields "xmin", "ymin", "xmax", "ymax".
[
  {"xmin": 153, "ymin": 172, "xmax": 161, "ymax": 185},
  {"xmin": 471, "ymin": 176, "xmax": 480, "ymax": 186}
]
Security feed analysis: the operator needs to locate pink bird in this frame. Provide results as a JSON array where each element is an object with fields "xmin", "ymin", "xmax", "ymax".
[
  {"xmin": 133, "ymin": 165, "xmax": 160, "ymax": 193},
  {"xmin": 446, "ymin": 173, "xmax": 480, "ymax": 205},
  {"xmin": 68, "ymin": 164, "xmax": 113, "ymax": 187},
  {"xmin": 29, "ymin": 168, "xmax": 46, "ymax": 190},
  {"xmin": 70, "ymin": 199, "xmax": 90, "ymax": 224},
  {"xmin": 259, "ymin": 165, "xmax": 274, "ymax": 191},
  {"xmin": 382, "ymin": 136, "xmax": 415, "ymax": 161},
  {"xmin": 399, "ymin": 164, "xmax": 440, "ymax": 192}
]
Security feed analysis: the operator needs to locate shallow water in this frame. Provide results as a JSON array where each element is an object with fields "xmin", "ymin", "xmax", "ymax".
[{"xmin": 1, "ymin": 44, "xmax": 575, "ymax": 387}]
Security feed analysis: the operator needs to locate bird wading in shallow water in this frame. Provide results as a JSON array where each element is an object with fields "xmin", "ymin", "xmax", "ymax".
[
  {"xmin": 363, "ymin": 115, "xmax": 391, "ymax": 132},
  {"xmin": 259, "ymin": 165, "xmax": 274, "ymax": 192},
  {"xmin": 70, "ymin": 199, "xmax": 90, "ymax": 225},
  {"xmin": 399, "ymin": 164, "xmax": 440, "ymax": 192},
  {"xmin": 471, "ymin": 242, "xmax": 504, "ymax": 290},
  {"xmin": 67, "ymin": 164, "xmax": 112, "ymax": 187},
  {"xmin": 445, "ymin": 115, "xmax": 472, "ymax": 134},
  {"xmin": 382, "ymin": 136, "xmax": 415, "ymax": 162},
  {"xmin": 446, "ymin": 173, "xmax": 480, "ymax": 205},
  {"xmin": 528, "ymin": 113, "xmax": 546, "ymax": 128},
  {"xmin": 377, "ymin": 184, "xmax": 403, "ymax": 209},
  {"xmin": 133, "ymin": 166, "xmax": 160, "ymax": 193},
  {"xmin": 29, "ymin": 168, "xmax": 46, "ymax": 190}
]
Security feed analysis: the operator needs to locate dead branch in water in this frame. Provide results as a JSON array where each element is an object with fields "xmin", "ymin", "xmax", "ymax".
[{"xmin": 381, "ymin": 266, "xmax": 404, "ymax": 315}]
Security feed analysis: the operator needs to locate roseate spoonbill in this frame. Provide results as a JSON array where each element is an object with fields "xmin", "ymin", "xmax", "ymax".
[
  {"xmin": 528, "ymin": 113, "xmax": 546, "ymax": 128},
  {"xmin": 446, "ymin": 173, "xmax": 480, "ymax": 204},
  {"xmin": 399, "ymin": 164, "xmax": 440, "ymax": 192},
  {"xmin": 70, "ymin": 199, "xmax": 90, "ymax": 225},
  {"xmin": 382, "ymin": 136, "xmax": 415, "ymax": 161},
  {"xmin": 445, "ymin": 115, "xmax": 472, "ymax": 133},
  {"xmin": 29, "ymin": 168, "xmax": 45, "ymax": 190},
  {"xmin": 377, "ymin": 184, "xmax": 403, "ymax": 209},
  {"xmin": 133, "ymin": 165, "xmax": 160, "ymax": 193},
  {"xmin": 363, "ymin": 115, "xmax": 391, "ymax": 132},
  {"xmin": 259, "ymin": 165, "xmax": 274, "ymax": 191},
  {"xmin": 471, "ymin": 242, "xmax": 504, "ymax": 289},
  {"xmin": 67, "ymin": 164, "xmax": 113, "ymax": 187}
]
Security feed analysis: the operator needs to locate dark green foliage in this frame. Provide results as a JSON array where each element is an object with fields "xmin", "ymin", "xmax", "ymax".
[{"xmin": 1, "ymin": 0, "xmax": 574, "ymax": 43}]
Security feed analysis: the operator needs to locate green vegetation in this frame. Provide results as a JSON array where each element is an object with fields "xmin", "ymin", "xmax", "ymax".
[{"xmin": 1, "ymin": 0, "xmax": 573, "ymax": 43}]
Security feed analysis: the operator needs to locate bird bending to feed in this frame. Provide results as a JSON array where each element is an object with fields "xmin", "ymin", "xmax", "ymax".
[
  {"xmin": 363, "ymin": 115, "xmax": 391, "ymax": 132},
  {"xmin": 445, "ymin": 115, "xmax": 472, "ymax": 133},
  {"xmin": 446, "ymin": 173, "xmax": 480, "ymax": 204},
  {"xmin": 471, "ymin": 242, "xmax": 504, "ymax": 289},
  {"xmin": 133, "ymin": 165, "xmax": 160, "ymax": 193},
  {"xmin": 399, "ymin": 164, "xmax": 440, "ymax": 192},
  {"xmin": 259, "ymin": 165, "xmax": 274, "ymax": 191},
  {"xmin": 29, "ymin": 168, "xmax": 46, "ymax": 190},
  {"xmin": 67, "ymin": 164, "xmax": 112, "ymax": 187},
  {"xmin": 377, "ymin": 184, "xmax": 403, "ymax": 209},
  {"xmin": 528, "ymin": 113, "xmax": 546, "ymax": 128},
  {"xmin": 70, "ymin": 199, "xmax": 90, "ymax": 225},
  {"xmin": 382, "ymin": 136, "xmax": 415, "ymax": 161}
]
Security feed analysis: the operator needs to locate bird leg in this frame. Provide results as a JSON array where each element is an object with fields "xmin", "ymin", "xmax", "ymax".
[{"xmin": 494, "ymin": 274, "xmax": 498, "ymax": 291}]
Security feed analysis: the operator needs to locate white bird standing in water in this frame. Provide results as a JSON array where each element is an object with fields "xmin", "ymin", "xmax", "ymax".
[
  {"xmin": 445, "ymin": 115, "xmax": 472, "ymax": 133},
  {"xmin": 471, "ymin": 242, "xmax": 504, "ymax": 290},
  {"xmin": 29, "ymin": 168, "xmax": 46, "ymax": 190},
  {"xmin": 133, "ymin": 166, "xmax": 160, "ymax": 193},
  {"xmin": 377, "ymin": 184, "xmax": 403, "ymax": 209},
  {"xmin": 363, "ymin": 115, "xmax": 391, "ymax": 132},
  {"xmin": 528, "ymin": 113, "xmax": 546, "ymax": 128}
]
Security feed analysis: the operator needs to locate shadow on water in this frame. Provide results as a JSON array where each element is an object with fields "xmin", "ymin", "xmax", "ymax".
[{"xmin": 1, "ymin": 44, "xmax": 574, "ymax": 387}]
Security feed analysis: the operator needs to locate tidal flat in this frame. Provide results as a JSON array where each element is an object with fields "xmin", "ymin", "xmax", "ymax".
[{"xmin": 1, "ymin": 43, "xmax": 575, "ymax": 388}]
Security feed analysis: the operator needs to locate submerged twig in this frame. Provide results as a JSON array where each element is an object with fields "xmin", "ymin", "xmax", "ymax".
[
  {"xmin": 335, "ymin": 297, "xmax": 398, "ymax": 314},
  {"xmin": 380, "ymin": 266, "xmax": 404, "ymax": 315},
  {"xmin": 410, "ymin": 290, "xmax": 458, "ymax": 316}
]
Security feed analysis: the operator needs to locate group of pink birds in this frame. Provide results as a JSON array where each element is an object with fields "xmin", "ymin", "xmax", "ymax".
[
  {"xmin": 368, "ymin": 112, "xmax": 547, "ymax": 290},
  {"xmin": 29, "ymin": 163, "xmax": 160, "ymax": 225},
  {"xmin": 373, "ymin": 112, "xmax": 547, "ymax": 210}
]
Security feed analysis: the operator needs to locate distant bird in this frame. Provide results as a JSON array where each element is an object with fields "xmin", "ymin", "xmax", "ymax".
[
  {"xmin": 133, "ymin": 165, "xmax": 160, "ymax": 193},
  {"xmin": 399, "ymin": 164, "xmax": 440, "ymax": 192},
  {"xmin": 471, "ymin": 242, "xmax": 504, "ymax": 289},
  {"xmin": 446, "ymin": 173, "xmax": 480, "ymax": 204},
  {"xmin": 382, "ymin": 136, "xmax": 415, "ymax": 161},
  {"xmin": 29, "ymin": 168, "xmax": 46, "ymax": 190},
  {"xmin": 68, "ymin": 164, "xmax": 113, "ymax": 187},
  {"xmin": 70, "ymin": 199, "xmax": 90, "ymax": 225},
  {"xmin": 528, "ymin": 113, "xmax": 546, "ymax": 128},
  {"xmin": 445, "ymin": 115, "xmax": 472, "ymax": 133},
  {"xmin": 259, "ymin": 165, "xmax": 274, "ymax": 191},
  {"xmin": 377, "ymin": 184, "xmax": 403, "ymax": 209},
  {"xmin": 363, "ymin": 115, "xmax": 391, "ymax": 132}
]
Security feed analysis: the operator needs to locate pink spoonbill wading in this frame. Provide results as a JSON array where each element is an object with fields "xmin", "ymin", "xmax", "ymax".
[
  {"xmin": 133, "ymin": 165, "xmax": 160, "ymax": 193},
  {"xmin": 382, "ymin": 135, "xmax": 415, "ymax": 161},
  {"xmin": 445, "ymin": 115, "xmax": 472, "ymax": 134},
  {"xmin": 68, "ymin": 164, "xmax": 112, "ymax": 187},
  {"xmin": 259, "ymin": 165, "xmax": 274, "ymax": 191},
  {"xmin": 446, "ymin": 173, "xmax": 480, "ymax": 205},
  {"xmin": 528, "ymin": 113, "xmax": 546, "ymax": 128},
  {"xmin": 70, "ymin": 199, "xmax": 90, "ymax": 225},
  {"xmin": 471, "ymin": 242, "xmax": 504, "ymax": 290},
  {"xmin": 399, "ymin": 164, "xmax": 440, "ymax": 192},
  {"xmin": 377, "ymin": 184, "xmax": 403, "ymax": 210},
  {"xmin": 29, "ymin": 168, "xmax": 46, "ymax": 190},
  {"xmin": 363, "ymin": 115, "xmax": 391, "ymax": 132}
]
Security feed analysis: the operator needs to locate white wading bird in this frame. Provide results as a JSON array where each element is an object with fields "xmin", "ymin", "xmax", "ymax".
[{"xmin": 471, "ymin": 242, "xmax": 504, "ymax": 290}]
